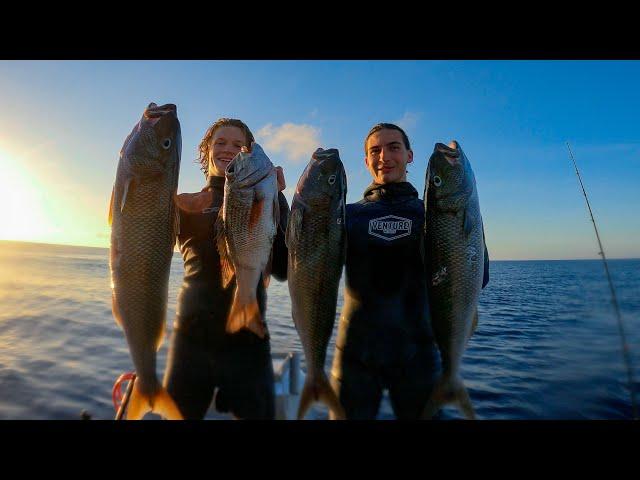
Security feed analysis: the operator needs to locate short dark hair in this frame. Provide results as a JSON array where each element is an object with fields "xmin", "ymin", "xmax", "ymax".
[
  {"xmin": 364, "ymin": 123, "xmax": 411, "ymax": 153},
  {"xmin": 196, "ymin": 118, "xmax": 255, "ymax": 177}
]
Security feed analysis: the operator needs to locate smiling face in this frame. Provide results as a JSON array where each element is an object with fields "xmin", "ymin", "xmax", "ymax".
[
  {"xmin": 207, "ymin": 126, "xmax": 249, "ymax": 177},
  {"xmin": 364, "ymin": 128, "xmax": 413, "ymax": 184}
]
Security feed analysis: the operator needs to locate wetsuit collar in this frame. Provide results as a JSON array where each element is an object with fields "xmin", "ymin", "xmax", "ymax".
[
  {"xmin": 204, "ymin": 175, "xmax": 225, "ymax": 191},
  {"xmin": 363, "ymin": 182, "xmax": 418, "ymax": 203}
]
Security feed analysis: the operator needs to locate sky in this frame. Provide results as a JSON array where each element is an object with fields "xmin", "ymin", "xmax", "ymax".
[{"xmin": 0, "ymin": 60, "xmax": 638, "ymax": 260}]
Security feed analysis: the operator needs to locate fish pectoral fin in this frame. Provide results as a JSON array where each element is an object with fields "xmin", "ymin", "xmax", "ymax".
[
  {"xmin": 226, "ymin": 298, "xmax": 266, "ymax": 339},
  {"xmin": 297, "ymin": 374, "xmax": 346, "ymax": 420},
  {"xmin": 120, "ymin": 177, "xmax": 134, "ymax": 214},
  {"xmin": 285, "ymin": 207, "xmax": 303, "ymax": 249},
  {"xmin": 215, "ymin": 212, "xmax": 235, "ymax": 288},
  {"xmin": 249, "ymin": 196, "xmax": 265, "ymax": 231},
  {"xmin": 125, "ymin": 384, "xmax": 184, "ymax": 420}
]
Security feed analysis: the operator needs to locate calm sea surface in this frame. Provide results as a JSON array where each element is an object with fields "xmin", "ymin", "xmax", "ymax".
[{"xmin": 0, "ymin": 240, "xmax": 638, "ymax": 420}]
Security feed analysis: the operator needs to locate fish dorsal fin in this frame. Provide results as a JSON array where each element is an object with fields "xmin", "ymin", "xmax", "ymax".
[
  {"xmin": 285, "ymin": 206, "xmax": 303, "ymax": 249},
  {"xmin": 482, "ymin": 225, "xmax": 490, "ymax": 289},
  {"xmin": 108, "ymin": 185, "xmax": 115, "ymax": 226},
  {"xmin": 214, "ymin": 211, "xmax": 235, "ymax": 288}
]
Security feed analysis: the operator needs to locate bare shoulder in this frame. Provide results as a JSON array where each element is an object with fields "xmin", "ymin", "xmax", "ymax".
[{"xmin": 176, "ymin": 191, "xmax": 213, "ymax": 213}]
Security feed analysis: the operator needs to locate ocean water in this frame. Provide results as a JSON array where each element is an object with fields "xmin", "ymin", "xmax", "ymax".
[{"xmin": 0, "ymin": 240, "xmax": 638, "ymax": 420}]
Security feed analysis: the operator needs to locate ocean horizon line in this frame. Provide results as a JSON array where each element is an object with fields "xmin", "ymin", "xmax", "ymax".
[{"xmin": 1, "ymin": 238, "xmax": 638, "ymax": 263}]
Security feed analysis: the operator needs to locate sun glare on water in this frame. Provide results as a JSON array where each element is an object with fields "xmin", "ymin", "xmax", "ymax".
[{"xmin": 0, "ymin": 149, "xmax": 57, "ymax": 243}]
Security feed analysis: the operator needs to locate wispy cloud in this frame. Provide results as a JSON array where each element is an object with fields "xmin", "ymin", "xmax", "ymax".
[
  {"xmin": 257, "ymin": 123, "xmax": 322, "ymax": 164},
  {"xmin": 394, "ymin": 111, "xmax": 421, "ymax": 131}
]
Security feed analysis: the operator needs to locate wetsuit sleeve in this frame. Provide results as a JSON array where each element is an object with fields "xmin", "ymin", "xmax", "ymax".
[
  {"xmin": 270, "ymin": 191, "xmax": 290, "ymax": 281},
  {"xmin": 482, "ymin": 227, "xmax": 490, "ymax": 289}
]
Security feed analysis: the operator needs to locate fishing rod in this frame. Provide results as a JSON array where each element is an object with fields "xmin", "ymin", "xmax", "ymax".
[
  {"xmin": 113, "ymin": 373, "xmax": 137, "ymax": 420},
  {"xmin": 566, "ymin": 142, "xmax": 638, "ymax": 420}
]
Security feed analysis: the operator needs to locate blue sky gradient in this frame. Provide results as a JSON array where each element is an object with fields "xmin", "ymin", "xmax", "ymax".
[{"xmin": 1, "ymin": 60, "xmax": 638, "ymax": 259}]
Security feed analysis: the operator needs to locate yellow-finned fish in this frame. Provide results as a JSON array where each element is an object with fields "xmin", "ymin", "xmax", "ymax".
[
  {"xmin": 286, "ymin": 148, "xmax": 347, "ymax": 420},
  {"xmin": 109, "ymin": 102, "xmax": 183, "ymax": 420},
  {"xmin": 422, "ymin": 141, "xmax": 488, "ymax": 420}
]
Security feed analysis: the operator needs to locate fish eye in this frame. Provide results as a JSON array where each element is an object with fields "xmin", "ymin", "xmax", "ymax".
[
  {"xmin": 162, "ymin": 138, "xmax": 172, "ymax": 150},
  {"xmin": 433, "ymin": 175, "xmax": 443, "ymax": 187},
  {"xmin": 328, "ymin": 174, "xmax": 336, "ymax": 185}
]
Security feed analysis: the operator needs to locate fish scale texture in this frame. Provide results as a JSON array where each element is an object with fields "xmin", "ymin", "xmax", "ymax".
[
  {"xmin": 289, "ymin": 206, "xmax": 345, "ymax": 369},
  {"xmin": 110, "ymin": 111, "xmax": 179, "ymax": 396},
  {"xmin": 426, "ymin": 156, "xmax": 484, "ymax": 376}
]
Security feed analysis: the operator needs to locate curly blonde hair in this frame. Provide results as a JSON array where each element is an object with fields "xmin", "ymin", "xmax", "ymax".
[{"xmin": 196, "ymin": 118, "xmax": 255, "ymax": 177}]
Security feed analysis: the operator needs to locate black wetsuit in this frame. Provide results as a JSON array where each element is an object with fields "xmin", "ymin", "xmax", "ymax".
[
  {"xmin": 163, "ymin": 175, "xmax": 289, "ymax": 420},
  {"xmin": 330, "ymin": 182, "xmax": 441, "ymax": 419}
]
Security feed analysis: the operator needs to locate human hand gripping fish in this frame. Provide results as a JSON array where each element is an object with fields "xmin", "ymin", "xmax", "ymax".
[{"xmin": 109, "ymin": 102, "xmax": 184, "ymax": 420}]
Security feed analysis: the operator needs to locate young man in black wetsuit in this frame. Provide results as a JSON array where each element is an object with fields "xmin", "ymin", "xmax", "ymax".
[
  {"xmin": 162, "ymin": 118, "xmax": 289, "ymax": 420},
  {"xmin": 329, "ymin": 123, "xmax": 441, "ymax": 420}
]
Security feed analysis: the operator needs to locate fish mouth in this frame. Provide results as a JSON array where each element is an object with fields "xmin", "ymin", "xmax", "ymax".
[
  {"xmin": 144, "ymin": 103, "xmax": 177, "ymax": 118},
  {"xmin": 434, "ymin": 142, "xmax": 460, "ymax": 167}
]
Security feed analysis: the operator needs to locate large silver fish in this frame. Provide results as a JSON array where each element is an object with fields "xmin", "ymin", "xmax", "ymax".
[
  {"xmin": 109, "ymin": 102, "xmax": 183, "ymax": 420},
  {"xmin": 422, "ymin": 141, "xmax": 486, "ymax": 420},
  {"xmin": 215, "ymin": 143, "xmax": 279, "ymax": 339},
  {"xmin": 286, "ymin": 148, "xmax": 347, "ymax": 420}
]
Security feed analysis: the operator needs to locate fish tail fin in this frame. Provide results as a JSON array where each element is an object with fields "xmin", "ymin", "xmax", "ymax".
[
  {"xmin": 297, "ymin": 373, "xmax": 346, "ymax": 420},
  {"xmin": 421, "ymin": 376, "xmax": 476, "ymax": 420},
  {"xmin": 152, "ymin": 387, "xmax": 184, "ymax": 420},
  {"xmin": 226, "ymin": 297, "xmax": 266, "ymax": 339},
  {"xmin": 125, "ymin": 383, "xmax": 183, "ymax": 420}
]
